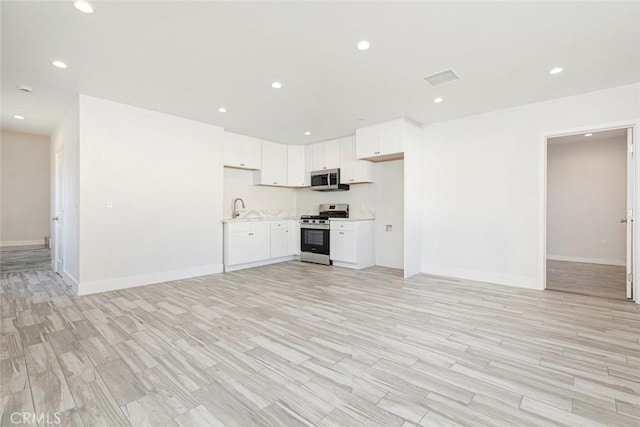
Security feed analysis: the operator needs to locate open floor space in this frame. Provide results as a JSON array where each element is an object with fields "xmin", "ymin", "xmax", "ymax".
[{"xmin": 1, "ymin": 262, "xmax": 639, "ymax": 426}]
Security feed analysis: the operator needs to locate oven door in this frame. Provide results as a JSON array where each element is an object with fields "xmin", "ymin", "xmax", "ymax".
[{"xmin": 300, "ymin": 226, "xmax": 329, "ymax": 255}]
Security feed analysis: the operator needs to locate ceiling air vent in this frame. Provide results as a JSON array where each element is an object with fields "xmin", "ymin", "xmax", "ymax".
[{"xmin": 423, "ymin": 69, "xmax": 459, "ymax": 87}]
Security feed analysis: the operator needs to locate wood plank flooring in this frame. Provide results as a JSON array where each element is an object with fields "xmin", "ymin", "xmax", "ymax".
[
  {"xmin": 547, "ymin": 260, "xmax": 627, "ymax": 300},
  {"xmin": 1, "ymin": 261, "xmax": 639, "ymax": 426}
]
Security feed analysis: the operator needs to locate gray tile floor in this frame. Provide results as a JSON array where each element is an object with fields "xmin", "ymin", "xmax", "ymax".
[
  {"xmin": 0, "ymin": 247, "xmax": 51, "ymax": 273},
  {"xmin": 1, "ymin": 260, "xmax": 639, "ymax": 426}
]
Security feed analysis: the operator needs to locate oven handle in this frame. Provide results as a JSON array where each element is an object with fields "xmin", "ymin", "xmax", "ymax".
[{"xmin": 300, "ymin": 224, "xmax": 330, "ymax": 230}]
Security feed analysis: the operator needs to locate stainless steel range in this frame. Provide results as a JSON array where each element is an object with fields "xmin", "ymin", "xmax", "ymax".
[{"xmin": 300, "ymin": 204, "xmax": 349, "ymax": 265}]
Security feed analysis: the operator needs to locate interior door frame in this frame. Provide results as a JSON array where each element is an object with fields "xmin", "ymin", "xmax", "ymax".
[
  {"xmin": 53, "ymin": 149, "xmax": 65, "ymax": 274},
  {"xmin": 540, "ymin": 119, "xmax": 640, "ymax": 302}
]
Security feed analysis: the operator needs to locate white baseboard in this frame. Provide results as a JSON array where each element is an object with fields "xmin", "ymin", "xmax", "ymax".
[
  {"xmin": 61, "ymin": 270, "xmax": 80, "ymax": 295},
  {"xmin": 0, "ymin": 239, "xmax": 44, "ymax": 247},
  {"xmin": 546, "ymin": 255, "xmax": 625, "ymax": 267},
  {"xmin": 224, "ymin": 256, "xmax": 297, "ymax": 272},
  {"xmin": 76, "ymin": 264, "xmax": 224, "ymax": 296},
  {"xmin": 421, "ymin": 264, "xmax": 541, "ymax": 290}
]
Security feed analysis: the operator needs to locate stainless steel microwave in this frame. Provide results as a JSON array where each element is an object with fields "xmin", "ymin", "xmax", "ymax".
[{"xmin": 310, "ymin": 169, "xmax": 350, "ymax": 191}]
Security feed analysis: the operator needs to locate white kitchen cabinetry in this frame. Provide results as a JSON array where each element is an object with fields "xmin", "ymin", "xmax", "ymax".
[
  {"xmin": 253, "ymin": 140, "xmax": 288, "ymax": 186},
  {"xmin": 224, "ymin": 219, "xmax": 300, "ymax": 272},
  {"xmin": 224, "ymin": 221, "xmax": 271, "ymax": 268},
  {"xmin": 270, "ymin": 220, "xmax": 289, "ymax": 259},
  {"xmin": 224, "ymin": 132, "xmax": 262, "ymax": 169},
  {"xmin": 339, "ymin": 136, "xmax": 374, "ymax": 184},
  {"xmin": 329, "ymin": 220, "xmax": 375, "ymax": 269},
  {"xmin": 355, "ymin": 118, "xmax": 420, "ymax": 161},
  {"xmin": 311, "ymin": 139, "xmax": 341, "ymax": 171},
  {"xmin": 287, "ymin": 145, "xmax": 307, "ymax": 187},
  {"xmin": 288, "ymin": 220, "xmax": 300, "ymax": 255}
]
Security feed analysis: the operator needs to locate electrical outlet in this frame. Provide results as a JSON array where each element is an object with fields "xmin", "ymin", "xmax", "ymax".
[
  {"xmin": 167, "ymin": 249, "xmax": 173, "ymax": 258},
  {"xmin": 386, "ymin": 224, "xmax": 392, "ymax": 232},
  {"xmin": 106, "ymin": 200, "xmax": 113, "ymax": 209},
  {"xmin": 602, "ymin": 240, "xmax": 608, "ymax": 247}
]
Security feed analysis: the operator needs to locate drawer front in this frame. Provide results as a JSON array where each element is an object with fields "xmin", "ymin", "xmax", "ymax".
[
  {"xmin": 252, "ymin": 221, "xmax": 271, "ymax": 234},
  {"xmin": 226, "ymin": 222, "xmax": 252, "ymax": 234},
  {"xmin": 271, "ymin": 221, "xmax": 288, "ymax": 230},
  {"xmin": 330, "ymin": 221, "xmax": 356, "ymax": 232}
]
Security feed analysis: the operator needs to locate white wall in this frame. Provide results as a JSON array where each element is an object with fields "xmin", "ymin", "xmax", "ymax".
[
  {"xmin": 77, "ymin": 95, "xmax": 224, "ymax": 294},
  {"xmin": 419, "ymin": 83, "xmax": 639, "ymax": 289},
  {"xmin": 547, "ymin": 137, "xmax": 627, "ymax": 265},
  {"xmin": 223, "ymin": 168, "xmax": 296, "ymax": 218},
  {"xmin": 296, "ymin": 160, "xmax": 405, "ymax": 269},
  {"xmin": 0, "ymin": 130, "xmax": 50, "ymax": 246},
  {"xmin": 51, "ymin": 102, "xmax": 80, "ymax": 282}
]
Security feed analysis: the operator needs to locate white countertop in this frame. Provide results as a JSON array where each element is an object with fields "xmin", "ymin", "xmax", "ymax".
[
  {"xmin": 221, "ymin": 217, "xmax": 299, "ymax": 223},
  {"xmin": 221, "ymin": 216, "xmax": 375, "ymax": 223},
  {"xmin": 329, "ymin": 217, "xmax": 375, "ymax": 221}
]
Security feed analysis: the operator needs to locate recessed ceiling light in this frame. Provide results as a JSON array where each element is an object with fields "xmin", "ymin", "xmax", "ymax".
[
  {"xmin": 218, "ymin": 107, "xmax": 227, "ymax": 113},
  {"xmin": 52, "ymin": 60, "xmax": 68, "ymax": 69},
  {"xmin": 584, "ymin": 133, "xmax": 593, "ymax": 137},
  {"xmin": 357, "ymin": 40, "xmax": 370, "ymax": 51},
  {"xmin": 13, "ymin": 115, "xmax": 25, "ymax": 120},
  {"xmin": 549, "ymin": 67, "xmax": 564, "ymax": 75},
  {"xmin": 434, "ymin": 97, "xmax": 444, "ymax": 103},
  {"xmin": 304, "ymin": 131, "xmax": 311, "ymax": 136},
  {"xmin": 73, "ymin": 1, "xmax": 93, "ymax": 14},
  {"xmin": 271, "ymin": 82, "xmax": 282, "ymax": 89}
]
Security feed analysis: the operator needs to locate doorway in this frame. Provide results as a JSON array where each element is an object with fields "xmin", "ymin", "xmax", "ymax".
[{"xmin": 545, "ymin": 127, "xmax": 634, "ymax": 300}]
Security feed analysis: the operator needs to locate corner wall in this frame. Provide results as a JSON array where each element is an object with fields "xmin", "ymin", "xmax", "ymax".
[
  {"xmin": 417, "ymin": 83, "xmax": 640, "ymax": 289},
  {"xmin": 77, "ymin": 95, "xmax": 224, "ymax": 295}
]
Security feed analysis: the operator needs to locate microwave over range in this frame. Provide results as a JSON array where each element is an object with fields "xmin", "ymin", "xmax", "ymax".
[{"xmin": 310, "ymin": 168, "xmax": 350, "ymax": 191}]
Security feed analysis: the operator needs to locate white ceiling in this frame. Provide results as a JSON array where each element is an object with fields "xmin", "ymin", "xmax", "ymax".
[
  {"xmin": 548, "ymin": 128, "xmax": 628, "ymax": 146},
  {"xmin": 2, "ymin": 1, "xmax": 639, "ymax": 144}
]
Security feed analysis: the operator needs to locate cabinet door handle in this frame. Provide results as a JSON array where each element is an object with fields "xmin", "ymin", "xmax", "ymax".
[{"xmin": 273, "ymin": 182, "xmax": 277, "ymax": 184}]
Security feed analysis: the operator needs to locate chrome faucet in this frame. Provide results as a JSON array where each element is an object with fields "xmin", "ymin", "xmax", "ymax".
[{"xmin": 232, "ymin": 198, "xmax": 246, "ymax": 218}]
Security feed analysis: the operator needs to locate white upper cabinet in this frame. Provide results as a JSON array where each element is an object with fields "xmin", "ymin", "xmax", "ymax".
[
  {"xmin": 253, "ymin": 140, "xmax": 287, "ymax": 186},
  {"xmin": 304, "ymin": 145, "xmax": 313, "ymax": 186},
  {"xmin": 355, "ymin": 118, "xmax": 419, "ymax": 161},
  {"xmin": 311, "ymin": 139, "xmax": 341, "ymax": 171},
  {"xmin": 355, "ymin": 125, "xmax": 378, "ymax": 159},
  {"xmin": 224, "ymin": 132, "xmax": 262, "ymax": 169},
  {"xmin": 287, "ymin": 145, "xmax": 307, "ymax": 187},
  {"xmin": 339, "ymin": 136, "xmax": 374, "ymax": 184}
]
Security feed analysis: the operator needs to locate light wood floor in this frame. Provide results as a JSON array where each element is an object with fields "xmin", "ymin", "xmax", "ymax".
[
  {"xmin": 547, "ymin": 260, "xmax": 627, "ymax": 300},
  {"xmin": 1, "ymin": 261, "xmax": 640, "ymax": 426}
]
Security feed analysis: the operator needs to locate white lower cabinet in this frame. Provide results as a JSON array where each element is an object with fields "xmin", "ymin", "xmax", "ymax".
[
  {"xmin": 288, "ymin": 220, "xmax": 300, "ymax": 255},
  {"xmin": 224, "ymin": 221, "xmax": 270, "ymax": 267},
  {"xmin": 329, "ymin": 220, "xmax": 375, "ymax": 269},
  {"xmin": 224, "ymin": 220, "xmax": 300, "ymax": 271},
  {"xmin": 270, "ymin": 221, "xmax": 289, "ymax": 259}
]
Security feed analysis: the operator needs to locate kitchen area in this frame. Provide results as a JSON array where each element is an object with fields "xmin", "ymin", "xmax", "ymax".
[{"xmin": 222, "ymin": 118, "xmax": 418, "ymax": 273}]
